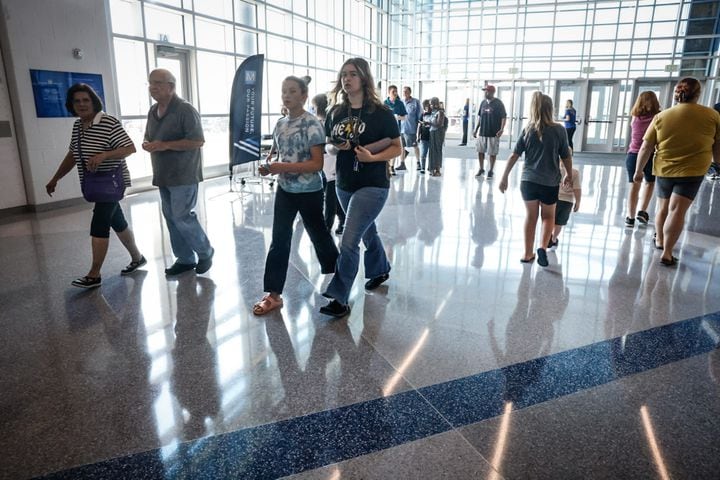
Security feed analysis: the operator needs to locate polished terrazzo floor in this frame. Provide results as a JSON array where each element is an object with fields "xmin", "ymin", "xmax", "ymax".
[{"xmin": 1, "ymin": 146, "xmax": 719, "ymax": 479}]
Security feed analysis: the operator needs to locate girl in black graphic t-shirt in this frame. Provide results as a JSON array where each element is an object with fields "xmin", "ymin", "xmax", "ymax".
[{"xmin": 319, "ymin": 57, "xmax": 401, "ymax": 318}]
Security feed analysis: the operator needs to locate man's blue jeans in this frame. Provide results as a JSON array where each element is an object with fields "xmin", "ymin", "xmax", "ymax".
[
  {"xmin": 159, "ymin": 184, "xmax": 213, "ymax": 265},
  {"xmin": 324, "ymin": 186, "xmax": 390, "ymax": 305}
]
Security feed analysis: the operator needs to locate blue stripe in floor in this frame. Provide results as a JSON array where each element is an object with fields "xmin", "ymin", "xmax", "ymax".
[{"xmin": 37, "ymin": 311, "xmax": 720, "ymax": 480}]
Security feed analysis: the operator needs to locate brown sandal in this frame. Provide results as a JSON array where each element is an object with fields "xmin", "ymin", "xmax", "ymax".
[{"xmin": 253, "ymin": 294, "xmax": 283, "ymax": 315}]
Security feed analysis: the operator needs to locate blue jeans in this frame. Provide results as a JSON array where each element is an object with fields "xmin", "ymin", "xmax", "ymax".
[
  {"xmin": 419, "ymin": 139, "xmax": 429, "ymax": 170},
  {"xmin": 159, "ymin": 185, "xmax": 213, "ymax": 264},
  {"xmin": 324, "ymin": 186, "xmax": 390, "ymax": 304}
]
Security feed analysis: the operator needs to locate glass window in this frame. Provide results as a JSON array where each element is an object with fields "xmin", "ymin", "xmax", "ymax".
[
  {"xmin": 267, "ymin": 35, "xmax": 292, "ymax": 62},
  {"xmin": 144, "ymin": 4, "xmax": 189, "ymax": 45},
  {"xmin": 195, "ymin": 18, "xmax": 234, "ymax": 52},
  {"xmin": 122, "ymin": 119, "xmax": 152, "ymax": 179},
  {"xmin": 651, "ymin": 21, "xmax": 676, "ymax": 37},
  {"xmin": 266, "ymin": 8, "xmax": 291, "ymax": 33},
  {"xmin": 235, "ymin": 29, "xmax": 257, "ymax": 56},
  {"xmin": 293, "ymin": 42, "xmax": 308, "ymax": 65},
  {"xmin": 234, "ymin": 0, "xmax": 256, "ymax": 28},
  {"xmin": 294, "ymin": 19, "xmax": 308, "ymax": 42},
  {"xmin": 195, "ymin": 0, "xmax": 233, "ymax": 20},
  {"xmin": 593, "ymin": 7, "xmax": 619, "ymax": 24},
  {"xmin": 590, "ymin": 41, "xmax": 615, "ymax": 56},
  {"xmin": 592, "ymin": 24, "xmax": 617, "ymax": 40},
  {"xmin": 201, "ymin": 117, "xmax": 230, "ymax": 168},
  {"xmin": 114, "ymin": 38, "xmax": 149, "ymax": 116},
  {"xmin": 653, "ymin": 4, "xmax": 679, "ymax": 22},
  {"xmin": 109, "ymin": 0, "xmax": 143, "ymax": 37},
  {"xmin": 293, "ymin": 0, "xmax": 307, "ymax": 17},
  {"xmin": 197, "ymin": 52, "xmax": 236, "ymax": 114}
]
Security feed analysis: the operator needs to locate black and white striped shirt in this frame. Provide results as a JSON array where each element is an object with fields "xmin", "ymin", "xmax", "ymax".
[{"xmin": 69, "ymin": 112, "xmax": 134, "ymax": 186}]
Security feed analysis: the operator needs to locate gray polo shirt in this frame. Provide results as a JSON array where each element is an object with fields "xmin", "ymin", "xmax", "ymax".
[{"xmin": 145, "ymin": 95, "xmax": 205, "ymax": 187}]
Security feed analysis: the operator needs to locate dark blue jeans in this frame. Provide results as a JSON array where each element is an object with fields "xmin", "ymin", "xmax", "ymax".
[{"xmin": 264, "ymin": 187, "xmax": 339, "ymax": 294}]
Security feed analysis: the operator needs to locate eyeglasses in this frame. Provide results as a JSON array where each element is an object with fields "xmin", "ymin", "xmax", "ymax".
[{"xmin": 147, "ymin": 80, "xmax": 171, "ymax": 86}]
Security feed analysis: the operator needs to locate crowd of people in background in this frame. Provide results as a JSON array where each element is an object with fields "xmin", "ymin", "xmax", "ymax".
[{"xmin": 47, "ymin": 62, "xmax": 720, "ymax": 318}]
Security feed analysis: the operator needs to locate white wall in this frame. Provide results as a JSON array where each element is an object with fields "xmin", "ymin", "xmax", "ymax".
[
  {"xmin": 0, "ymin": 0, "xmax": 119, "ymax": 206},
  {"xmin": 0, "ymin": 40, "xmax": 26, "ymax": 209}
]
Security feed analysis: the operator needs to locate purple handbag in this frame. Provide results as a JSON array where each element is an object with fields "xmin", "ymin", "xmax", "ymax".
[
  {"xmin": 81, "ymin": 164, "xmax": 126, "ymax": 203},
  {"xmin": 77, "ymin": 127, "xmax": 125, "ymax": 203}
]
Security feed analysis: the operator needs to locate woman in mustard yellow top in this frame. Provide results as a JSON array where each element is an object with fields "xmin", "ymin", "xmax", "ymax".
[{"xmin": 635, "ymin": 77, "xmax": 720, "ymax": 266}]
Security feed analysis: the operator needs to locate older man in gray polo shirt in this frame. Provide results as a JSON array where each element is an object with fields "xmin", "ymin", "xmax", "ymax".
[{"xmin": 143, "ymin": 68, "xmax": 214, "ymax": 276}]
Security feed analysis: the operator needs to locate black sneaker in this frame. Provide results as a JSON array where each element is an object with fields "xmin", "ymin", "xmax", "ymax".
[
  {"xmin": 195, "ymin": 248, "xmax": 215, "ymax": 274},
  {"xmin": 320, "ymin": 300, "xmax": 351, "ymax": 318},
  {"xmin": 536, "ymin": 248, "xmax": 549, "ymax": 267},
  {"xmin": 420, "ymin": 169, "xmax": 425, "ymax": 174},
  {"xmin": 625, "ymin": 217, "xmax": 635, "ymax": 228},
  {"xmin": 416, "ymin": 162, "xmax": 421, "ymax": 171},
  {"xmin": 487, "ymin": 170, "xmax": 494, "ymax": 178},
  {"xmin": 547, "ymin": 238, "xmax": 558, "ymax": 249},
  {"xmin": 636, "ymin": 211, "xmax": 649, "ymax": 225},
  {"xmin": 121, "ymin": 255, "xmax": 147, "ymax": 275},
  {"xmin": 390, "ymin": 166, "xmax": 397, "ymax": 176},
  {"xmin": 71, "ymin": 276, "xmax": 102, "ymax": 289},
  {"xmin": 365, "ymin": 272, "xmax": 389, "ymax": 290},
  {"xmin": 165, "ymin": 262, "xmax": 197, "ymax": 276},
  {"xmin": 458, "ymin": 143, "xmax": 466, "ymax": 146},
  {"xmin": 475, "ymin": 169, "xmax": 485, "ymax": 177},
  {"xmin": 396, "ymin": 163, "xmax": 407, "ymax": 171}
]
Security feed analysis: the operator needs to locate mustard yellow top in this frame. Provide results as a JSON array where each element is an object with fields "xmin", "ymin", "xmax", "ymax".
[{"xmin": 643, "ymin": 103, "xmax": 720, "ymax": 177}]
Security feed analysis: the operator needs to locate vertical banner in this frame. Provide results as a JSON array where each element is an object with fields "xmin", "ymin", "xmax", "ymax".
[{"xmin": 229, "ymin": 54, "xmax": 264, "ymax": 170}]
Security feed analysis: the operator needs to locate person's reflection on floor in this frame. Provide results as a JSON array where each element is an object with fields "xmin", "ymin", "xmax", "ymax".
[
  {"xmin": 171, "ymin": 275, "xmax": 220, "ymax": 440},
  {"xmin": 470, "ymin": 183, "xmax": 498, "ymax": 268},
  {"xmin": 417, "ymin": 174, "xmax": 443, "ymax": 245},
  {"xmin": 489, "ymin": 265, "xmax": 569, "ymax": 403},
  {"xmin": 82, "ymin": 272, "xmax": 157, "ymax": 451},
  {"xmin": 606, "ymin": 230, "xmax": 646, "ymax": 340},
  {"xmin": 264, "ymin": 314, "xmax": 305, "ymax": 416},
  {"xmin": 263, "ymin": 291, "xmax": 390, "ymax": 419}
]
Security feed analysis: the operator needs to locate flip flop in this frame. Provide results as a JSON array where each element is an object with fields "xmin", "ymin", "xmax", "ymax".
[
  {"xmin": 253, "ymin": 294, "xmax": 283, "ymax": 315},
  {"xmin": 660, "ymin": 256, "xmax": 678, "ymax": 267},
  {"xmin": 520, "ymin": 255, "xmax": 536, "ymax": 263}
]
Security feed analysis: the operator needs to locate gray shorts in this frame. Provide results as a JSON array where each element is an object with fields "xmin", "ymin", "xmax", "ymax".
[
  {"xmin": 656, "ymin": 176, "xmax": 704, "ymax": 200},
  {"xmin": 476, "ymin": 136, "xmax": 500, "ymax": 155},
  {"xmin": 403, "ymin": 133, "xmax": 417, "ymax": 147}
]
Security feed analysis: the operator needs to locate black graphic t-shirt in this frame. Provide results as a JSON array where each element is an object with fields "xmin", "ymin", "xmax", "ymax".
[
  {"xmin": 325, "ymin": 105, "xmax": 400, "ymax": 192},
  {"xmin": 477, "ymin": 98, "xmax": 507, "ymax": 137}
]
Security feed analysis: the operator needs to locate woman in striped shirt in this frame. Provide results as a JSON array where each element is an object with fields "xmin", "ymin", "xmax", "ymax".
[{"xmin": 46, "ymin": 83, "xmax": 145, "ymax": 288}]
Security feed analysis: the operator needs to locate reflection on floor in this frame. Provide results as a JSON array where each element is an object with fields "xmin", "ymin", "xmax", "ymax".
[{"xmin": 1, "ymin": 148, "xmax": 719, "ymax": 479}]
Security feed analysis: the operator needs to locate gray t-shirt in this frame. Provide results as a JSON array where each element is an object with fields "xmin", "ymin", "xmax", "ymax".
[
  {"xmin": 513, "ymin": 124, "xmax": 570, "ymax": 187},
  {"xmin": 144, "ymin": 95, "xmax": 205, "ymax": 187}
]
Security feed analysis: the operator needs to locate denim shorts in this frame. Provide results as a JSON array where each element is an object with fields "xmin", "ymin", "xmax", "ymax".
[{"xmin": 625, "ymin": 152, "xmax": 655, "ymax": 183}]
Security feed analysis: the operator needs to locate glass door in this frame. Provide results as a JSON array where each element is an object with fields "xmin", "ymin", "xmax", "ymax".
[
  {"xmin": 583, "ymin": 80, "xmax": 619, "ymax": 152},
  {"xmin": 446, "ymin": 81, "xmax": 472, "ymax": 140},
  {"xmin": 555, "ymin": 80, "xmax": 585, "ymax": 152},
  {"xmin": 155, "ymin": 45, "xmax": 191, "ymax": 102}
]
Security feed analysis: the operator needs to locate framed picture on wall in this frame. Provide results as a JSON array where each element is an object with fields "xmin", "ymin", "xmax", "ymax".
[{"xmin": 29, "ymin": 69, "xmax": 105, "ymax": 118}]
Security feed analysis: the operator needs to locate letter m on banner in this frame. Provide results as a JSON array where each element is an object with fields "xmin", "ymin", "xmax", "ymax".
[{"xmin": 229, "ymin": 54, "xmax": 264, "ymax": 170}]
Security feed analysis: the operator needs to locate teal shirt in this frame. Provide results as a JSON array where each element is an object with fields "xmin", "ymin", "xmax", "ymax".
[{"xmin": 273, "ymin": 111, "xmax": 325, "ymax": 193}]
